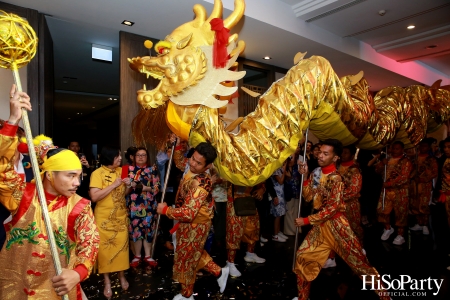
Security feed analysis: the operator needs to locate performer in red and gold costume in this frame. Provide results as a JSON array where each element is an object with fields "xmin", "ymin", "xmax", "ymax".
[
  {"xmin": 435, "ymin": 136, "xmax": 450, "ymax": 227},
  {"xmin": 339, "ymin": 144, "xmax": 364, "ymax": 247},
  {"xmin": 294, "ymin": 139, "xmax": 388, "ymax": 300},
  {"xmin": 375, "ymin": 141, "xmax": 413, "ymax": 245},
  {"xmin": 409, "ymin": 138, "xmax": 437, "ymax": 235},
  {"xmin": 0, "ymin": 86, "xmax": 99, "ymax": 300},
  {"xmin": 157, "ymin": 142, "xmax": 229, "ymax": 300},
  {"xmin": 225, "ymin": 183, "xmax": 266, "ymax": 277}
]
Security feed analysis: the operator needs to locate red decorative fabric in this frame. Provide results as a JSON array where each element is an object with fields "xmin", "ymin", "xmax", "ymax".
[
  {"xmin": 321, "ymin": 164, "xmax": 336, "ymax": 174},
  {"xmin": 210, "ymin": 18, "xmax": 230, "ymax": 69},
  {"xmin": 73, "ymin": 265, "xmax": 88, "ymax": 281},
  {"xmin": 17, "ymin": 142, "xmax": 28, "ymax": 154},
  {"xmin": 0, "ymin": 122, "xmax": 18, "ymax": 137}
]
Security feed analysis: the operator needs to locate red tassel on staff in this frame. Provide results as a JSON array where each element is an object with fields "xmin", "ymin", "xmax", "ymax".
[{"xmin": 210, "ymin": 18, "xmax": 230, "ymax": 69}]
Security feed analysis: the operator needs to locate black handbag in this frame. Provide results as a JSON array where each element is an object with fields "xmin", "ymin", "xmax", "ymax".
[{"xmin": 232, "ymin": 185, "xmax": 257, "ymax": 216}]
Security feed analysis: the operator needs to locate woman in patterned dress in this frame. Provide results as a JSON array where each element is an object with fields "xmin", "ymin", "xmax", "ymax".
[
  {"xmin": 90, "ymin": 146, "xmax": 131, "ymax": 299},
  {"xmin": 126, "ymin": 147, "xmax": 161, "ymax": 267}
]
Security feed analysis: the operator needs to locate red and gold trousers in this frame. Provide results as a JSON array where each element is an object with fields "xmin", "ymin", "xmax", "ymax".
[
  {"xmin": 377, "ymin": 187, "xmax": 408, "ymax": 235},
  {"xmin": 173, "ymin": 221, "xmax": 221, "ymax": 297},
  {"xmin": 410, "ymin": 181, "xmax": 432, "ymax": 226},
  {"xmin": 294, "ymin": 214, "xmax": 388, "ymax": 300},
  {"xmin": 225, "ymin": 201, "xmax": 260, "ymax": 262},
  {"xmin": 344, "ymin": 198, "xmax": 364, "ymax": 247}
]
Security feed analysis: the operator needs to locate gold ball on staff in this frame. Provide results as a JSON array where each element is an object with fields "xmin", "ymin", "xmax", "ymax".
[{"xmin": 0, "ymin": 10, "xmax": 38, "ymax": 70}]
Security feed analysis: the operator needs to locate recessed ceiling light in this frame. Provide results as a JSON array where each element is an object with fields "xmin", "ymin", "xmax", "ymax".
[
  {"xmin": 263, "ymin": 56, "xmax": 271, "ymax": 60},
  {"xmin": 426, "ymin": 45, "xmax": 437, "ymax": 49},
  {"xmin": 108, "ymin": 98, "xmax": 112, "ymax": 101},
  {"xmin": 113, "ymin": 98, "xmax": 117, "ymax": 101},
  {"xmin": 68, "ymin": 118, "xmax": 71, "ymax": 120},
  {"xmin": 407, "ymin": 25, "xmax": 415, "ymax": 29},
  {"xmin": 92, "ymin": 106, "xmax": 96, "ymax": 108},
  {"xmin": 77, "ymin": 113, "xmax": 79, "ymax": 115},
  {"xmin": 122, "ymin": 20, "xmax": 134, "ymax": 26}
]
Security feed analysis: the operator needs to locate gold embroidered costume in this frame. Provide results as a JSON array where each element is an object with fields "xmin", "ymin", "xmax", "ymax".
[{"xmin": 0, "ymin": 123, "xmax": 99, "ymax": 300}]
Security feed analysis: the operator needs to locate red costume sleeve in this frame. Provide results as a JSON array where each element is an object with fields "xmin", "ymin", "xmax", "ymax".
[
  {"xmin": 302, "ymin": 174, "xmax": 318, "ymax": 203},
  {"xmin": 73, "ymin": 204, "xmax": 100, "ymax": 280},
  {"xmin": 343, "ymin": 167, "xmax": 362, "ymax": 201},
  {"xmin": 165, "ymin": 180, "xmax": 208, "ymax": 222},
  {"xmin": 0, "ymin": 123, "xmax": 25, "ymax": 214},
  {"xmin": 385, "ymin": 158, "xmax": 413, "ymax": 188}
]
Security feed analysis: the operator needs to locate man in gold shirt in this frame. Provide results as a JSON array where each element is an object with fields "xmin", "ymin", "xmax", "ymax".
[
  {"xmin": 157, "ymin": 142, "xmax": 229, "ymax": 300},
  {"xmin": 0, "ymin": 85, "xmax": 99, "ymax": 299}
]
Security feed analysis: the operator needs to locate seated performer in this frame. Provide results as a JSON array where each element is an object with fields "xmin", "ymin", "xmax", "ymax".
[
  {"xmin": 157, "ymin": 142, "xmax": 229, "ymax": 300},
  {"xmin": 225, "ymin": 183, "xmax": 266, "ymax": 277},
  {"xmin": 375, "ymin": 141, "xmax": 412, "ymax": 245},
  {"xmin": 293, "ymin": 139, "xmax": 389, "ymax": 300},
  {"xmin": 0, "ymin": 85, "xmax": 99, "ymax": 299}
]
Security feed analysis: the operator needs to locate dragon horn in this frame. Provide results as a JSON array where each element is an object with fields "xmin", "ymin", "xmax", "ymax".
[
  {"xmin": 205, "ymin": 0, "xmax": 224, "ymax": 23},
  {"xmin": 192, "ymin": 4, "xmax": 207, "ymax": 27},
  {"xmin": 223, "ymin": 0, "xmax": 245, "ymax": 30}
]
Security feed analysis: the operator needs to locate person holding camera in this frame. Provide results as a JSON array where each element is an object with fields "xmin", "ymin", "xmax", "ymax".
[{"xmin": 125, "ymin": 147, "xmax": 161, "ymax": 268}]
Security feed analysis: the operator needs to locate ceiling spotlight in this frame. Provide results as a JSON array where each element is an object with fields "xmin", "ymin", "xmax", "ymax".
[
  {"xmin": 108, "ymin": 98, "xmax": 112, "ymax": 100},
  {"xmin": 425, "ymin": 45, "xmax": 437, "ymax": 49},
  {"xmin": 263, "ymin": 56, "xmax": 271, "ymax": 60},
  {"xmin": 113, "ymin": 98, "xmax": 117, "ymax": 101},
  {"xmin": 77, "ymin": 113, "xmax": 79, "ymax": 115},
  {"xmin": 407, "ymin": 25, "xmax": 415, "ymax": 29},
  {"xmin": 92, "ymin": 106, "xmax": 96, "ymax": 108},
  {"xmin": 121, "ymin": 20, "xmax": 134, "ymax": 26}
]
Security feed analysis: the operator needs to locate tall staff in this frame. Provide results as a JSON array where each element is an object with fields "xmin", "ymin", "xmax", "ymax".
[
  {"xmin": 382, "ymin": 145, "xmax": 388, "ymax": 210},
  {"xmin": 151, "ymin": 137, "xmax": 177, "ymax": 258},
  {"xmin": 292, "ymin": 128, "xmax": 309, "ymax": 270},
  {"xmin": 0, "ymin": 11, "xmax": 68, "ymax": 300}
]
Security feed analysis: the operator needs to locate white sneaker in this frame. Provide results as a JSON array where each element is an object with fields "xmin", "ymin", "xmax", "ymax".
[
  {"xmin": 392, "ymin": 235, "xmax": 405, "ymax": 245},
  {"xmin": 422, "ymin": 226, "xmax": 430, "ymax": 235},
  {"xmin": 381, "ymin": 227, "xmax": 394, "ymax": 241},
  {"xmin": 292, "ymin": 298, "xmax": 298, "ymax": 300},
  {"xmin": 226, "ymin": 261, "xmax": 241, "ymax": 277},
  {"xmin": 322, "ymin": 258, "xmax": 336, "ymax": 268},
  {"xmin": 410, "ymin": 224, "xmax": 423, "ymax": 231},
  {"xmin": 244, "ymin": 252, "xmax": 266, "ymax": 263},
  {"xmin": 260, "ymin": 236, "xmax": 268, "ymax": 243},
  {"xmin": 278, "ymin": 232, "xmax": 289, "ymax": 240},
  {"xmin": 272, "ymin": 234, "xmax": 286, "ymax": 242},
  {"xmin": 217, "ymin": 266, "xmax": 229, "ymax": 293}
]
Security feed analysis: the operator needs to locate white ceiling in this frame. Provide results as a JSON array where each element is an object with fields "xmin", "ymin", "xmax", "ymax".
[{"xmin": 4, "ymin": 0, "xmax": 450, "ymax": 115}]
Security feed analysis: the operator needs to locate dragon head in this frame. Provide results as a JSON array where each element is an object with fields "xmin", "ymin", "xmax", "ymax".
[{"xmin": 128, "ymin": 0, "xmax": 246, "ymax": 110}]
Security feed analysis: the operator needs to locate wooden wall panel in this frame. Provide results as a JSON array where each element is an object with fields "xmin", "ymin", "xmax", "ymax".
[{"xmin": 119, "ymin": 31, "xmax": 159, "ymax": 159}]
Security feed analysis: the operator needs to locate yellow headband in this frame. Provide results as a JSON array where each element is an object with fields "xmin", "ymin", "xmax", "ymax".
[{"xmin": 41, "ymin": 149, "xmax": 82, "ymax": 173}]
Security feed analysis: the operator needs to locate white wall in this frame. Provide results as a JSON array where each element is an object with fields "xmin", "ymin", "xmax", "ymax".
[{"xmin": 0, "ymin": 68, "xmax": 27, "ymax": 122}]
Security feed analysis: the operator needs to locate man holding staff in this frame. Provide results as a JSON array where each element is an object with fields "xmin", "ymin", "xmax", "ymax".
[
  {"xmin": 293, "ymin": 139, "xmax": 388, "ymax": 300},
  {"xmin": 0, "ymin": 85, "xmax": 99, "ymax": 299}
]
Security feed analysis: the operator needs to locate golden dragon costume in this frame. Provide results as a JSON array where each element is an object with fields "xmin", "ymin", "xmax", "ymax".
[{"xmin": 129, "ymin": 0, "xmax": 450, "ymax": 187}]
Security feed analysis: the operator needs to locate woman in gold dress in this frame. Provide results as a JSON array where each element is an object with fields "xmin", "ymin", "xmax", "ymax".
[{"xmin": 90, "ymin": 146, "xmax": 131, "ymax": 299}]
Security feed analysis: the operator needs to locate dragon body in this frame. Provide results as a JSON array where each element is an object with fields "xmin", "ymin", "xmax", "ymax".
[{"xmin": 129, "ymin": 0, "xmax": 450, "ymax": 186}]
